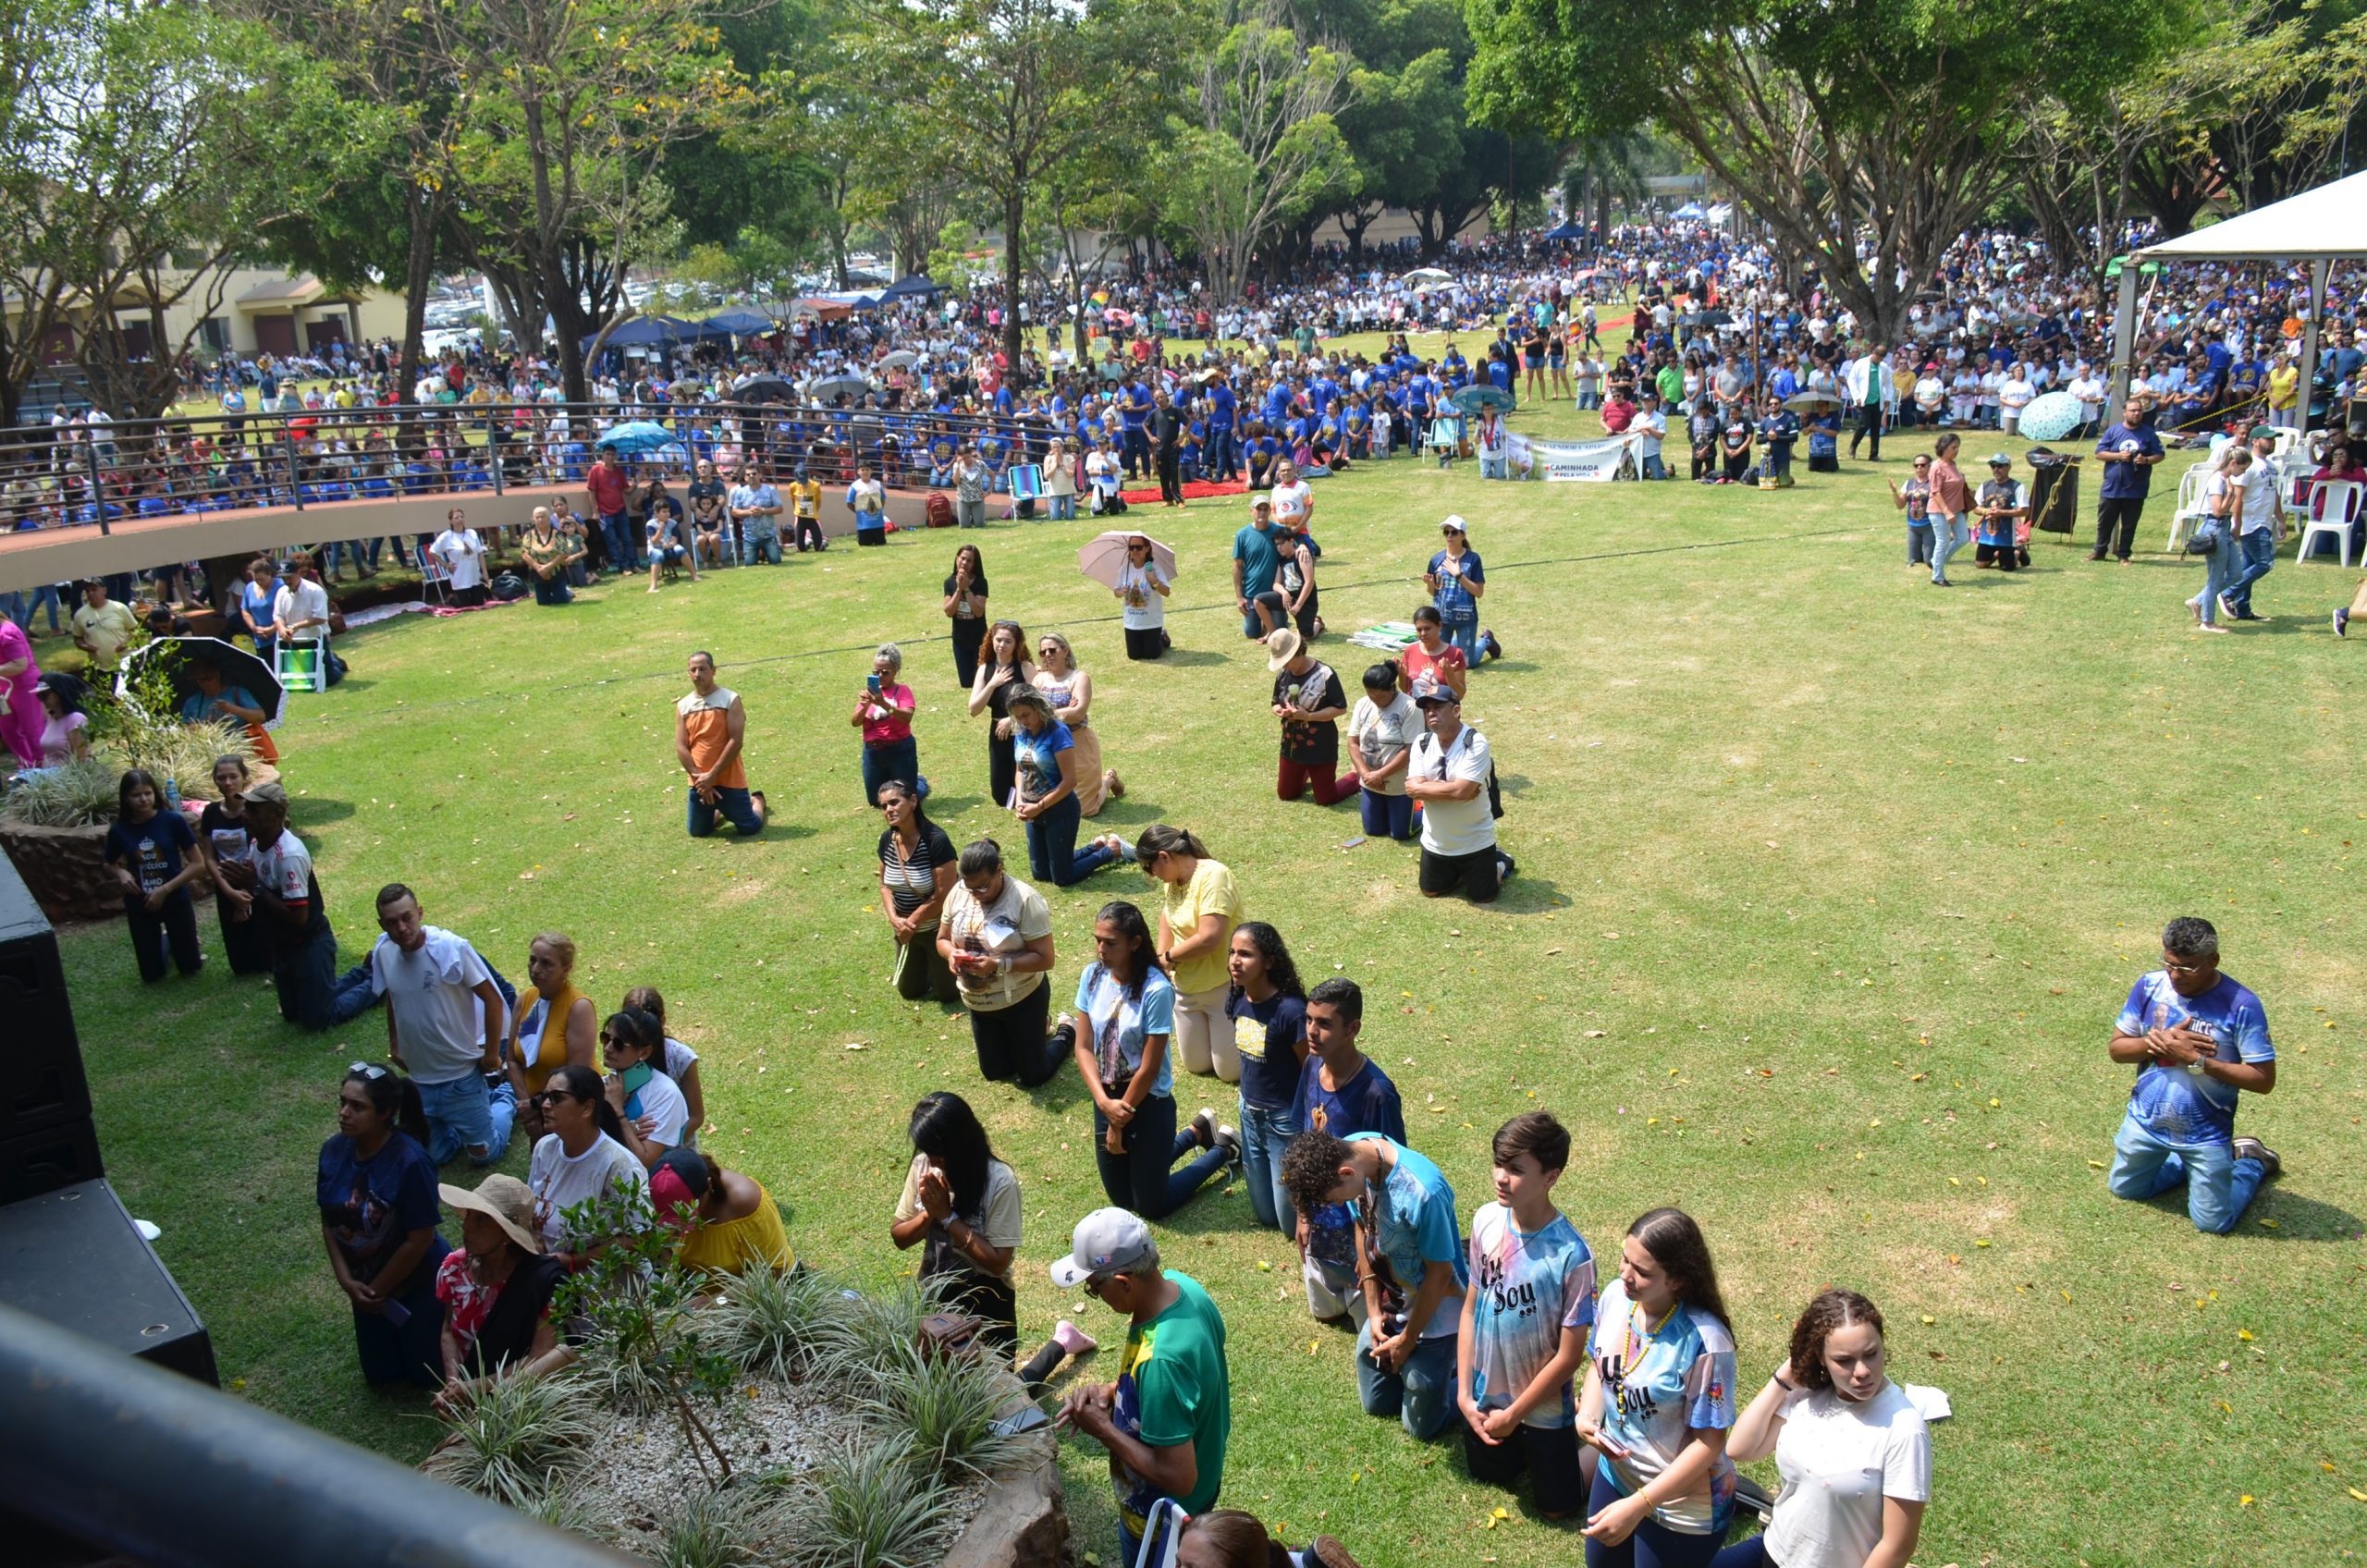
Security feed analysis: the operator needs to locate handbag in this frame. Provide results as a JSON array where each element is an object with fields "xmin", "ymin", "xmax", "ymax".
[{"xmin": 2187, "ymin": 509, "xmax": 2226, "ymax": 554}]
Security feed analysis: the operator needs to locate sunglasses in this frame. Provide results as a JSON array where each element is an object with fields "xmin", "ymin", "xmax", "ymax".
[
  {"xmin": 1082, "ymin": 1273, "xmax": 1111, "ymax": 1299},
  {"xmin": 347, "ymin": 1061, "xmax": 389, "ymax": 1081},
  {"xmin": 537, "ymin": 1086, "xmax": 583, "ymax": 1106}
]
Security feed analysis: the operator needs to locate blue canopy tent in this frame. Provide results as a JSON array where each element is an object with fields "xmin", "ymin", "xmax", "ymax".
[
  {"xmin": 880, "ymin": 274, "xmax": 940, "ymax": 300},
  {"xmin": 1540, "ymin": 221, "xmax": 1587, "ymax": 241},
  {"xmin": 1670, "ymin": 201, "xmax": 1709, "ymax": 221},
  {"xmin": 588, "ymin": 315, "xmax": 705, "ymax": 349},
  {"xmin": 702, "ymin": 309, "xmax": 779, "ymax": 335}
]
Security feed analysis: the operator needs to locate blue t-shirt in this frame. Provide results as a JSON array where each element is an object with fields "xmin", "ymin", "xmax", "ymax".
[
  {"xmin": 1293, "ymin": 1057, "xmax": 1405, "ymax": 1267},
  {"xmin": 1075, "ymin": 962, "xmax": 1178, "ymax": 1100},
  {"xmin": 1233, "ymin": 523, "xmax": 1281, "ymax": 596},
  {"xmin": 2095, "ymin": 422, "xmax": 2164, "ymax": 499},
  {"xmin": 316, "ymin": 1130, "xmax": 448, "ymax": 1296},
  {"xmin": 1588, "ymin": 1279, "xmax": 1739, "ymax": 1535},
  {"xmin": 2116, "ymin": 970, "xmax": 2274, "ymax": 1144},
  {"xmin": 1347, "ymin": 1133, "xmax": 1466, "ymax": 1335},
  {"xmin": 241, "ymin": 581, "xmax": 276, "ymax": 636},
  {"xmin": 1466, "ymin": 1202, "xmax": 1598, "ymax": 1427},
  {"xmin": 105, "ymin": 811, "xmax": 197, "ymax": 897},
  {"xmin": 1429, "ymin": 548, "xmax": 1484, "ymax": 624},
  {"xmin": 1011, "ymin": 718, "xmax": 1074, "ymax": 805},
  {"xmin": 1224, "ymin": 988, "xmax": 1306, "ymax": 1111}
]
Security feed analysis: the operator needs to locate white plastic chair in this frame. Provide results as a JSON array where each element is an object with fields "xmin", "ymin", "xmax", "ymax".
[
  {"xmin": 2296, "ymin": 478, "xmax": 2363, "ymax": 568},
  {"xmin": 2165, "ymin": 462, "xmax": 2211, "ymax": 553}
]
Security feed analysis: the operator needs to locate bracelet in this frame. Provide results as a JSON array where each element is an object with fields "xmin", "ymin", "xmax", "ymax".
[{"xmin": 1772, "ymin": 1371, "xmax": 1796, "ymax": 1390}]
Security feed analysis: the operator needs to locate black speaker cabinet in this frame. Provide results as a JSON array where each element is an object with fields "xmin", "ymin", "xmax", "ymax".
[
  {"xmin": 0, "ymin": 853, "xmax": 92, "ymax": 1146},
  {"xmin": 0, "ymin": 1179, "xmax": 216, "ymax": 1386}
]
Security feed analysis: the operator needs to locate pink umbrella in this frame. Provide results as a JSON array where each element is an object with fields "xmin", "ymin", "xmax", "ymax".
[
  {"xmin": 1077, "ymin": 530, "xmax": 1177, "ymax": 589},
  {"xmin": 1102, "ymin": 307, "xmax": 1134, "ymax": 326}
]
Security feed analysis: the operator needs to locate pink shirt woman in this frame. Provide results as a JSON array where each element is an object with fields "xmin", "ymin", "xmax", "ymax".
[{"xmin": 0, "ymin": 618, "xmax": 44, "ymax": 767}]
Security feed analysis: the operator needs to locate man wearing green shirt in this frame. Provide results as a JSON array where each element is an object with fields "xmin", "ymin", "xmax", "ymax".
[{"xmin": 1053, "ymin": 1207, "xmax": 1230, "ymax": 1562}]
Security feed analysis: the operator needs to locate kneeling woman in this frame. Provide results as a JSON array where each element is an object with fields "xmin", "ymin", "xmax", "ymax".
[
  {"xmin": 1006, "ymin": 687, "xmax": 1126, "ymax": 888},
  {"xmin": 319, "ymin": 1064, "xmax": 448, "ymax": 1389},
  {"xmin": 655, "ymin": 1148, "xmax": 797, "ymax": 1276},
  {"xmin": 433, "ymin": 1173, "xmax": 566, "ymax": 1412},
  {"xmin": 1071, "ymin": 901, "xmax": 1236, "ymax": 1220},
  {"xmin": 877, "ymin": 778, "xmax": 960, "ymax": 1005},
  {"xmin": 1709, "ymin": 1291, "xmax": 1928, "ymax": 1568},
  {"xmin": 890, "ymin": 1091, "xmax": 1092, "ymax": 1391}
]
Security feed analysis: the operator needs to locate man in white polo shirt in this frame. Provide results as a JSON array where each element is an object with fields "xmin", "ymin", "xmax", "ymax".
[
  {"xmin": 1404, "ymin": 677, "xmax": 1510, "ymax": 903},
  {"xmin": 367, "ymin": 883, "xmax": 513, "ymax": 1164}
]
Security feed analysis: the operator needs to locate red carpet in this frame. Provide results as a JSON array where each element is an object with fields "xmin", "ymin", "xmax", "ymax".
[{"xmin": 1117, "ymin": 477, "xmax": 1249, "ymax": 505}]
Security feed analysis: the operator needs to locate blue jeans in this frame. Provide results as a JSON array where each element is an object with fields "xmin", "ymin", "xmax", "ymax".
[
  {"xmin": 1641, "ymin": 453, "xmax": 1668, "ymax": 480},
  {"xmin": 1931, "ymin": 511, "xmax": 1968, "ymax": 582},
  {"xmin": 1049, "ymin": 492, "xmax": 1076, "ymax": 521},
  {"xmin": 1907, "ymin": 521, "xmax": 1933, "ymax": 566},
  {"xmin": 602, "ymin": 510, "xmax": 642, "ymax": 570},
  {"xmin": 741, "ymin": 523, "xmax": 781, "ymax": 565},
  {"xmin": 2223, "ymin": 528, "xmax": 2275, "ymax": 614},
  {"xmin": 1584, "ymin": 1468, "xmax": 1728, "ymax": 1568},
  {"xmin": 1360, "ymin": 788, "xmax": 1415, "ymax": 840},
  {"xmin": 2191, "ymin": 536, "xmax": 2237, "ymax": 623},
  {"xmin": 1023, "ymin": 792, "xmax": 1114, "ymax": 887},
  {"xmin": 688, "ymin": 785, "xmax": 764, "ymax": 837},
  {"xmin": 1441, "ymin": 619, "xmax": 1480, "ymax": 663},
  {"xmin": 418, "ymin": 1072, "xmax": 517, "ymax": 1165},
  {"xmin": 1356, "ymin": 1318, "xmax": 1459, "ymax": 1439},
  {"xmin": 1208, "ymin": 426, "xmax": 1238, "ymax": 480},
  {"xmin": 862, "ymin": 737, "xmax": 920, "ymax": 805},
  {"xmin": 1480, "ymin": 455, "xmax": 1508, "ymax": 480},
  {"xmin": 2108, "ymin": 1109, "xmax": 2265, "ymax": 1233},
  {"xmin": 1237, "ymin": 1097, "xmax": 1299, "ymax": 1231},
  {"xmin": 1093, "ymin": 1094, "xmax": 1229, "ymax": 1219}
]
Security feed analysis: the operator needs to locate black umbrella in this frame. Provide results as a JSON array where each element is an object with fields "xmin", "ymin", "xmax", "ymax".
[
  {"xmin": 121, "ymin": 635, "xmax": 286, "ymax": 731},
  {"xmin": 732, "ymin": 375, "xmax": 795, "ymax": 404}
]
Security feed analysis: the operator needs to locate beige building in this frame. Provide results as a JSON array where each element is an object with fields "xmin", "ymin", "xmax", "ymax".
[{"xmin": 24, "ymin": 266, "xmax": 410, "ymax": 365}]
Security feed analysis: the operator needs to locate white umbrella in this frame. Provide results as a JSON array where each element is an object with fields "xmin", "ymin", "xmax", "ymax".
[
  {"xmin": 1399, "ymin": 267, "xmax": 1452, "ymax": 285},
  {"xmin": 1077, "ymin": 531, "xmax": 1178, "ymax": 589},
  {"xmin": 881, "ymin": 349, "xmax": 919, "ymax": 370}
]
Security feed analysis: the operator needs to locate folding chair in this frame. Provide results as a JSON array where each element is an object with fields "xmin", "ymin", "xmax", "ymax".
[
  {"xmin": 1131, "ymin": 1498, "xmax": 1186, "ymax": 1568},
  {"xmin": 2165, "ymin": 462, "xmax": 2211, "ymax": 554},
  {"xmin": 276, "ymin": 640, "xmax": 328, "ymax": 694},
  {"xmin": 419, "ymin": 546, "xmax": 453, "ymax": 606}
]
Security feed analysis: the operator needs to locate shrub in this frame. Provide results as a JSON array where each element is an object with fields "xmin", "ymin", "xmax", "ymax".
[
  {"xmin": 0, "ymin": 727, "xmax": 256, "ymax": 828},
  {"xmin": 859, "ymin": 1340, "xmax": 1035, "ymax": 1482},
  {"xmin": 705, "ymin": 1262, "xmax": 849, "ymax": 1378},
  {"xmin": 646, "ymin": 1482, "xmax": 790, "ymax": 1568},
  {"xmin": 422, "ymin": 1373, "xmax": 600, "ymax": 1510},
  {"xmin": 810, "ymin": 1275, "xmax": 951, "ymax": 1388},
  {"xmin": 778, "ymin": 1442, "xmax": 964, "ymax": 1568}
]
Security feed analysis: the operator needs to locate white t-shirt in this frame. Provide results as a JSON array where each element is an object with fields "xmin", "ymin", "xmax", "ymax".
[
  {"xmin": 1411, "ymin": 723, "xmax": 1493, "ymax": 856},
  {"xmin": 1760, "ymin": 1381, "xmax": 1932, "ymax": 1568},
  {"xmin": 894, "ymin": 1154, "xmax": 1023, "ymax": 1280},
  {"xmin": 1348, "ymin": 692, "xmax": 1419, "ymax": 796},
  {"xmin": 1117, "ymin": 559, "xmax": 1170, "ymax": 631},
  {"xmin": 1270, "ymin": 479, "xmax": 1312, "ymax": 526},
  {"xmin": 370, "ymin": 926, "xmax": 503, "ymax": 1084},
  {"xmin": 273, "ymin": 578, "xmax": 333, "ymax": 642},
  {"xmin": 528, "ymin": 1132, "xmax": 649, "ymax": 1250},
  {"xmin": 432, "ymin": 528, "xmax": 485, "ymax": 590},
  {"xmin": 623, "ymin": 1069, "xmax": 690, "ymax": 1149}
]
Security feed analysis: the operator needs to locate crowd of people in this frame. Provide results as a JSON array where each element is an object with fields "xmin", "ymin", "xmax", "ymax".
[{"xmin": 17, "ymin": 214, "xmax": 2336, "ymax": 1568}]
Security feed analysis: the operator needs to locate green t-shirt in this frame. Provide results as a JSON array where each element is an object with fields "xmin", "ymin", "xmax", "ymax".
[{"xmin": 1112, "ymin": 1271, "xmax": 1229, "ymax": 1532}]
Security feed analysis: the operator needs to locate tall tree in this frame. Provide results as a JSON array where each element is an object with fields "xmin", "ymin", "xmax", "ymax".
[
  {"xmin": 1466, "ymin": 0, "xmax": 2180, "ymax": 338},
  {"xmin": 0, "ymin": 0, "xmax": 350, "ymax": 421},
  {"xmin": 428, "ymin": 0, "xmax": 746, "ymax": 400},
  {"xmin": 844, "ymin": 0, "xmax": 1182, "ymax": 366},
  {"xmin": 1156, "ymin": 4, "xmax": 1356, "ymax": 300}
]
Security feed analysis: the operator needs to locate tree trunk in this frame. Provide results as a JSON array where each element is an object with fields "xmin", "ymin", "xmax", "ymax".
[
  {"xmin": 1001, "ymin": 187, "xmax": 1025, "ymax": 369},
  {"xmin": 397, "ymin": 182, "xmax": 441, "ymax": 400}
]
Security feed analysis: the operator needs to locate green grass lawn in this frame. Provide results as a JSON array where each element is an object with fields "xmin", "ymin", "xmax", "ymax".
[{"xmin": 56, "ymin": 384, "xmax": 2367, "ymax": 1567}]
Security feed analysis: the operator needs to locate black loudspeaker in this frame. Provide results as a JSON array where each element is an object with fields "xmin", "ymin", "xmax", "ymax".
[
  {"xmin": 0, "ymin": 1179, "xmax": 216, "ymax": 1386},
  {"xmin": 0, "ymin": 857, "xmax": 101, "ymax": 1202}
]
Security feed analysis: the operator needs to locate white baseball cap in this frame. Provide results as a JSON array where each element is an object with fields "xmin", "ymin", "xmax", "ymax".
[{"xmin": 1049, "ymin": 1207, "xmax": 1156, "ymax": 1288}]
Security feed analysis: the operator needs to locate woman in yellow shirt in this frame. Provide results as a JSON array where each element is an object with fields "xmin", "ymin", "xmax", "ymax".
[
  {"xmin": 654, "ymin": 1149, "xmax": 796, "ymax": 1275},
  {"xmin": 2266, "ymin": 361, "xmax": 2300, "ymax": 429},
  {"xmin": 1136, "ymin": 824, "xmax": 1244, "ymax": 1082},
  {"xmin": 508, "ymin": 931, "xmax": 596, "ymax": 1140}
]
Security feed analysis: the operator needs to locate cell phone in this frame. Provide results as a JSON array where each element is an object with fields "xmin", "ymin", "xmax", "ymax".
[
  {"xmin": 867, "ymin": 673, "xmax": 882, "ymax": 694},
  {"xmin": 621, "ymin": 1061, "xmax": 654, "ymax": 1096},
  {"xmin": 380, "ymin": 1297, "xmax": 411, "ymax": 1328}
]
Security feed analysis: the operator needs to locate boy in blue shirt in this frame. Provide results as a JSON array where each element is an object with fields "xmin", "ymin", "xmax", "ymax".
[
  {"xmin": 1289, "ymin": 978, "xmax": 1405, "ymax": 1323},
  {"xmin": 1282, "ymin": 1122, "xmax": 1467, "ymax": 1441},
  {"xmin": 2106, "ymin": 916, "xmax": 2280, "ymax": 1232},
  {"xmin": 1456, "ymin": 1111, "xmax": 1596, "ymax": 1519}
]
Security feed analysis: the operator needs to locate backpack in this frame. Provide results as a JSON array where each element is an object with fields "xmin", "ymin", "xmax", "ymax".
[{"xmin": 926, "ymin": 491, "xmax": 954, "ymax": 528}]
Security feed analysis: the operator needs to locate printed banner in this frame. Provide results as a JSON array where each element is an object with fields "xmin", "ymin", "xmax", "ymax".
[{"xmin": 1504, "ymin": 431, "xmax": 1640, "ymax": 483}]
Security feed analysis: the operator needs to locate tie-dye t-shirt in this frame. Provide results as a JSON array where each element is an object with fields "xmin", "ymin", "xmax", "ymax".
[
  {"xmin": 1465, "ymin": 1203, "xmax": 1597, "ymax": 1428},
  {"xmin": 2115, "ymin": 970, "xmax": 2274, "ymax": 1145},
  {"xmin": 1588, "ymin": 1278, "xmax": 1738, "ymax": 1535}
]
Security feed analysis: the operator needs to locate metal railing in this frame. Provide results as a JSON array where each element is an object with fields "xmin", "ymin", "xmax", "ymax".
[
  {"xmin": 0, "ymin": 1301, "xmax": 640, "ymax": 1568},
  {"xmin": 1, "ymin": 397, "xmax": 1131, "ymax": 538}
]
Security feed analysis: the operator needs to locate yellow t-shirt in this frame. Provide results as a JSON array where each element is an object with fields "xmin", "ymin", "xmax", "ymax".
[
  {"xmin": 788, "ymin": 479, "xmax": 823, "ymax": 519},
  {"xmin": 676, "ymin": 1182, "xmax": 796, "ymax": 1275},
  {"xmin": 1162, "ymin": 859, "xmax": 1242, "ymax": 996},
  {"xmin": 73, "ymin": 601, "xmax": 139, "ymax": 671}
]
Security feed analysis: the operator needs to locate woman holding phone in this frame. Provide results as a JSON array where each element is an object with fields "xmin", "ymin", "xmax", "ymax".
[
  {"xmin": 967, "ymin": 619, "xmax": 1035, "ymax": 808},
  {"xmin": 852, "ymin": 643, "xmax": 922, "ymax": 805},
  {"xmin": 598, "ymin": 1008, "xmax": 687, "ymax": 1170},
  {"xmin": 943, "ymin": 545, "xmax": 989, "ymax": 687}
]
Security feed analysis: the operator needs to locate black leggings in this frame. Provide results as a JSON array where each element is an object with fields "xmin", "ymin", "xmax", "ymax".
[
  {"xmin": 126, "ymin": 893, "xmax": 202, "ymax": 981},
  {"xmin": 968, "ymin": 984, "xmax": 1061, "ymax": 1084}
]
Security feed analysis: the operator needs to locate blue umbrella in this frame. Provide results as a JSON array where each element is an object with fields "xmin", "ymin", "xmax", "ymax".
[
  {"xmin": 1452, "ymin": 385, "xmax": 1515, "ymax": 414},
  {"xmin": 599, "ymin": 421, "xmax": 677, "ymax": 456},
  {"xmin": 703, "ymin": 309, "xmax": 778, "ymax": 335},
  {"xmin": 2017, "ymin": 391, "xmax": 2084, "ymax": 443}
]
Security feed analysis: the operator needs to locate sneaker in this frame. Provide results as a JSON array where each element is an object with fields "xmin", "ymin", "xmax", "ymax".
[
  {"xmin": 1310, "ymin": 1539, "xmax": 1365, "ymax": 1568},
  {"xmin": 2217, "ymin": 594, "xmax": 2238, "ymax": 620},
  {"xmin": 1496, "ymin": 852, "xmax": 1516, "ymax": 886},
  {"xmin": 1191, "ymin": 1108, "xmax": 1217, "ymax": 1148},
  {"xmin": 2232, "ymin": 1135, "xmax": 2282, "ymax": 1181},
  {"xmin": 1212, "ymin": 1123, "xmax": 1242, "ymax": 1166},
  {"xmin": 2336, "ymin": 607, "xmax": 2350, "ymax": 637},
  {"xmin": 1480, "ymin": 628, "xmax": 1502, "ymax": 660},
  {"xmin": 916, "ymin": 776, "xmax": 931, "ymax": 799}
]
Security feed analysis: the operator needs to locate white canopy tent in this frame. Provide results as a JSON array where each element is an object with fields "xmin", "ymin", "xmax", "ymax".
[{"xmin": 2110, "ymin": 167, "xmax": 2367, "ymax": 423}]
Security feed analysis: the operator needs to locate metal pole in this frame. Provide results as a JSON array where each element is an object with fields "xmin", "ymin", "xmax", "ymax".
[
  {"xmin": 2294, "ymin": 258, "xmax": 2331, "ymax": 441},
  {"xmin": 83, "ymin": 435, "xmax": 109, "ymax": 536},
  {"xmin": 0, "ymin": 1303, "xmax": 640, "ymax": 1568},
  {"xmin": 2106, "ymin": 263, "xmax": 2141, "ymax": 410},
  {"xmin": 282, "ymin": 423, "xmax": 303, "ymax": 512}
]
